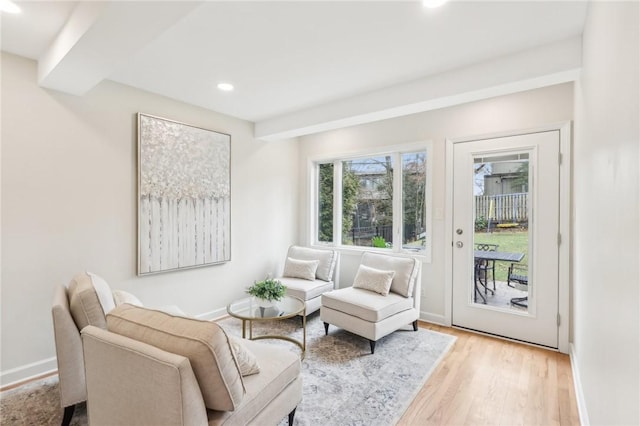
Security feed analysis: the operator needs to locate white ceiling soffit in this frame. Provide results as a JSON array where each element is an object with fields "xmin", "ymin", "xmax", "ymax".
[
  {"xmin": 38, "ymin": 1, "xmax": 201, "ymax": 95},
  {"xmin": 22, "ymin": 1, "xmax": 587, "ymax": 141},
  {"xmin": 255, "ymin": 36, "xmax": 582, "ymax": 141}
]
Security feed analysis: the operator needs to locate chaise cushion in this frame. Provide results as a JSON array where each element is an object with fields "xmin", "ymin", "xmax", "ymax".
[
  {"xmin": 286, "ymin": 246, "xmax": 338, "ymax": 282},
  {"xmin": 282, "ymin": 257, "xmax": 319, "ymax": 281},
  {"xmin": 279, "ymin": 277, "xmax": 334, "ymax": 302},
  {"xmin": 360, "ymin": 252, "xmax": 420, "ymax": 298},
  {"xmin": 106, "ymin": 304, "xmax": 244, "ymax": 412},
  {"xmin": 322, "ymin": 287, "xmax": 414, "ymax": 322},
  {"xmin": 207, "ymin": 338, "xmax": 301, "ymax": 425},
  {"xmin": 67, "ymin": 272, "xmax": 115, "ymax": 330}
]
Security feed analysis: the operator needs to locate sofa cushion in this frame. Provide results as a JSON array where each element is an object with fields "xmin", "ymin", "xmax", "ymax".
[
  {"xmin": 286, "ymin": 246, "xmax": 337, "ymax": 282},
  {"xmin": 321, "ymin": 287, "xmax": 414, "ymax": 322},
  {"xmin": 352, "ymin": 264, "xmax": 395, "ymax": 296},
  {"xmin": 282, "ymin": 257, "xmax": 319, "ymax": 281},
  {"xmin": 106, "ymin": 304, "xmax": 244, "ymax": 412},
  {"xmin": 67, "ymin": 272, "xmax": 115, "ymax": 330},
  {"xmin": 360, "ymin": 252, "xmax": 420, "ymax": 298},
  {"xmin": 207, "ymin": 338, "xmax": 301, "ymax": 425},
  {"xmin": 279, "ymin": 277, "xmax": 334, "ymax": 302}
]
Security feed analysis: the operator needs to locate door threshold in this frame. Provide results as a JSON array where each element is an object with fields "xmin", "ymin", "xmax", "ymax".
[{"xmin": 452, "ymin": 324, "xmax": 559, "ymax": 352}]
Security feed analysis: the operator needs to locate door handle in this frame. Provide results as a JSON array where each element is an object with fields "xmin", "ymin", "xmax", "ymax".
[{"xmin": 456, "ymin": 241, "xmax": 463, "ymax": 248}]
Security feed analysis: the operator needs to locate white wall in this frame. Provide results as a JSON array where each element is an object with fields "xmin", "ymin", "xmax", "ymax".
[
  {"xmin": 298, "ymin": 83, "xmax": 573, "ymax": 323},
  {"xmin": 573, "ymin": 2, "xmax": 639, "ymax": 425},
  {"xmin": 0, "ymin": 52, "xmax": 300, "ymax": 386}
]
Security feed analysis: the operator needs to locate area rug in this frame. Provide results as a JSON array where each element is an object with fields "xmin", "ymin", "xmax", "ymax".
[{"xmin": 0, "ymin": 313, "xmax": 455, "ymax": 426}]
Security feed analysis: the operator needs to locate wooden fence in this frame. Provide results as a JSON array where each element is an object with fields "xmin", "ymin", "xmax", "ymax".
[{"xmin": 475, "ymin": 193, "xmax": 528, "ymax": 223}]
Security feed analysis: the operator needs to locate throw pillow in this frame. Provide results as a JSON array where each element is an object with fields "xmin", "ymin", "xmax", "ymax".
[
  {"xmin": 87, "ymin": 272, "xmax": 116, "ymax": 313},
  {"xmin": 283, "ymin": 257, "xmax": 319, "ymax": 281},
  {"xmin": 352, "ymin": 264, "xmax": 396, "ymax": 296},
  {"xmin": 112, "ymin": 290, "xmax": 143, "ymax": 307},
  {"xmin": 229, "ymin": 336, "xmax": 260, "ymax": 376}
]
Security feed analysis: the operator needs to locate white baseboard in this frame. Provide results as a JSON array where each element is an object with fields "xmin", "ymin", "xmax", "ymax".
[
  {"xmin": 0, "ymin": 357, "xmax": 57, "ymax": 389},
  {"xmin": 195, "ymin": 306, "xmax": 230, "ymax": 321},
  {"xmin": 420, "ymin": 311, "xmax": 447, "ymax": 326},
  {"xmin": 569, "ymin": 343, "xmax": 590, "ymax": 426}
]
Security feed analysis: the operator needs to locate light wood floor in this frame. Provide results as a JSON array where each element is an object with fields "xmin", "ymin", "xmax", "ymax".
[{"xmin": 398, "ymin": 323, "xmax": 580, "ymax": 426}]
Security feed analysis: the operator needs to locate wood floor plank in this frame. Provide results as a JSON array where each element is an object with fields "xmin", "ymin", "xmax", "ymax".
[{"xmin": 398, "ymin": 323, "xmax": 580, "ymax": 426}]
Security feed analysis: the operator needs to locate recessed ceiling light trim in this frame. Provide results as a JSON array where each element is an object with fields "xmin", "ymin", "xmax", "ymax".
[
  {"xmin": 217, "ymin": 82, "xmax": 234, "ymax": 92},
  {"xmin": 423, "ymin": 0, "xmax": 449, "ymax": 9},
  {"xmin": 0, "ymin": 0, "xmax": 21, "ymax": 14}
]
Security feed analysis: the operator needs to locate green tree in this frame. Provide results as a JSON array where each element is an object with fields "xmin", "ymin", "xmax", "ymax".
[
  {"xmin": 373, "ymin": 156, "xmax": 394, "ymax": 226},
  {"xmin": 341, "ymin": 162, "xmax": 360, "ymax": 243},
  {"xmin": 317, "ymin": 162, "xmax": 360, "ymax": 243},
  {"xmin": 402, "ymin": 154, "xmax": 426, "ymax": 243},
  {"xmin": 512, "ymin": 161, "xmax": 529, "ymax": 193},
  {"xmin": 318, "ymin": 163, "xmax": 334, "ymax": 242}
]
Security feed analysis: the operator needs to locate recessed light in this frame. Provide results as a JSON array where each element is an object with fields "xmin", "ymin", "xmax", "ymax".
[
  {"xmin": 217, "ymin": 82, "xmax": 234, "ymax": 92},
  {"xmin": 423, "ymin": 0, "xmax": 449, "ymax": 8},
  {"xmin": 0, "ymin": 0, "xmax": 21, "ymax": 14}
]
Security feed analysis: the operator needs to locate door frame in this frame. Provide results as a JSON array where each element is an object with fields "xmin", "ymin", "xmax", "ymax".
[{"xmin": 444, "ymin": 122, "xmax": 571, "ymax": 353}]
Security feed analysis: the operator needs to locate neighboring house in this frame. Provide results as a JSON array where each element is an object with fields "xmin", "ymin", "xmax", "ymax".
[{"xmin": 482, "ymin": 161, "xmax": 528, "ymax": 196}]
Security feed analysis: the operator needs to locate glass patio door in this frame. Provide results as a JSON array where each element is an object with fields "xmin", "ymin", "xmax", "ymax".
[{"xmin": 451, "ymin": 131, "xmax": 560, "ymax": 348}]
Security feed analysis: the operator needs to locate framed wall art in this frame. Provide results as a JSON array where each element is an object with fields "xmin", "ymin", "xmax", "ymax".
[{"xmin": 137, "ymin": 113, "xmax": 231, "ymax": 275}]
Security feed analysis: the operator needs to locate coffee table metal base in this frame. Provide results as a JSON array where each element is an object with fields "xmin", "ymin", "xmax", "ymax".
[{"xmin": 240, "ymin": 313, "xmax": 306, "ymax": 358}]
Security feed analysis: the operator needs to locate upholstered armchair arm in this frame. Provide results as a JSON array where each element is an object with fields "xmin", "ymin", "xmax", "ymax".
[
  {"xmin": 51, "ymin": 284, "xmax": 86, "ymax": 408},
  {"xmin": 81, "ymin": 326, "xmax": 208, "ymax": 426}
]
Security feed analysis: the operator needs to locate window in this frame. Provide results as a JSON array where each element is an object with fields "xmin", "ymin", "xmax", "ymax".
[
  {"xmin": 313, "ymin": 143, "xmax": 432, "ymax": 258},
  {"xmin": 342, "ymin": 156, "xmax": 393, "ymax": 247},
  {"xmin": 317, "ymin": 163, "xmax": 334, "ymax": 242}
]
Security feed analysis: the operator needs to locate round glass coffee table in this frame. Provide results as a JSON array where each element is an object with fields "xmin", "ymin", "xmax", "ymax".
[{"xmin": 226, "ymin": 296, "xmax": 306, "ymax": 357}]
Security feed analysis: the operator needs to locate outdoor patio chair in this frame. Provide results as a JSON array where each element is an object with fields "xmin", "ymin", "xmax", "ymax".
[
  {"xmin": 475, "ymin": 243, "xmax": 499, "ymax": 293},
  {"xmin": 508, "ymin": 263, "xmax": 529, "ymax": 308}
]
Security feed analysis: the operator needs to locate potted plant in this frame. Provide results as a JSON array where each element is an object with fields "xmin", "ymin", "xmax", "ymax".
[{"xmin": 247, "ymin": 278, "xmax": 287, "ymax": 307}]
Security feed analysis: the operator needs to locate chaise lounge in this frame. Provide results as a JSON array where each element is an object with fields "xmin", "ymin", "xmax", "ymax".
[
  {"xmin": 83, "ymin": 304, "xmax": 302, "ymax": 425},
  {"xmin": 52, "ymin": 272, "xmax": 302, "ymax": 426}
]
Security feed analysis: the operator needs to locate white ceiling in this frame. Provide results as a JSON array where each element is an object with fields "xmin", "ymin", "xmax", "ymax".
[{"xmin": 1, "ymin": 1, "xmax": 588, "ymax": 139}]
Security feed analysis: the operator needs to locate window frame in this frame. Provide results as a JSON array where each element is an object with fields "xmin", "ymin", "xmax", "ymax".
[{"xmin": 308, "ymin": 141, "xmax": 433, "ymax": 262}]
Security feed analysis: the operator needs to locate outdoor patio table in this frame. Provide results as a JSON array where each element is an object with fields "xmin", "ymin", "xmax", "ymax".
[{"xmin": 474, "ymin": 250, "xmax": 525, "ymax": 304}]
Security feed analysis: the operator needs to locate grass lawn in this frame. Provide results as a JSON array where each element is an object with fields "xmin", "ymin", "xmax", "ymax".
[{"xmin": 474, "ymin": 230, "xmax": 528, "ymax": 282}]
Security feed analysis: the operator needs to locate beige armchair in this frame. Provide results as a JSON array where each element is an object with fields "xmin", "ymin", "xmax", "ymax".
[
  {"xmin": 321, "ymin": 252, "xmax": 421, "ymax": 354},
  {"xmin": 81, "ymin": 304, "xmax": 302, "ymax": 425},
  {"xmin": 275, "ymin": 245, "xmax": 339, "ymax": 317},
  {"xmin": 51, "ymin": 272, "xmax": 165, "ymax": 425}
]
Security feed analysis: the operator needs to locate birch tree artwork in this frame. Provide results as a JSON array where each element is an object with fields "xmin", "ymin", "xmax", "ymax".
[{"xmin": 138, "ymin": 114, "xmax": 231, "ymax": 275}]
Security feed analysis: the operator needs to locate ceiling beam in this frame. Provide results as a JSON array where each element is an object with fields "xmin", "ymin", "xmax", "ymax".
[
  {"xmin": 38, "ymin": 1, "xmax": 201, "ymax": 96},
  {"xmin": 255, "ymin": 37, "xmax": 582, "ymax": 141}
]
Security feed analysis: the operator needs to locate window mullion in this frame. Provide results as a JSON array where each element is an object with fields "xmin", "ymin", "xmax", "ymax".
[
  {"xmin": 392, "ymin": 152, "xmax": 403, "ymax": 252},
  {"xmin": 333, "ymin": 160, "xmax": 343, "ymax": 247}
]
